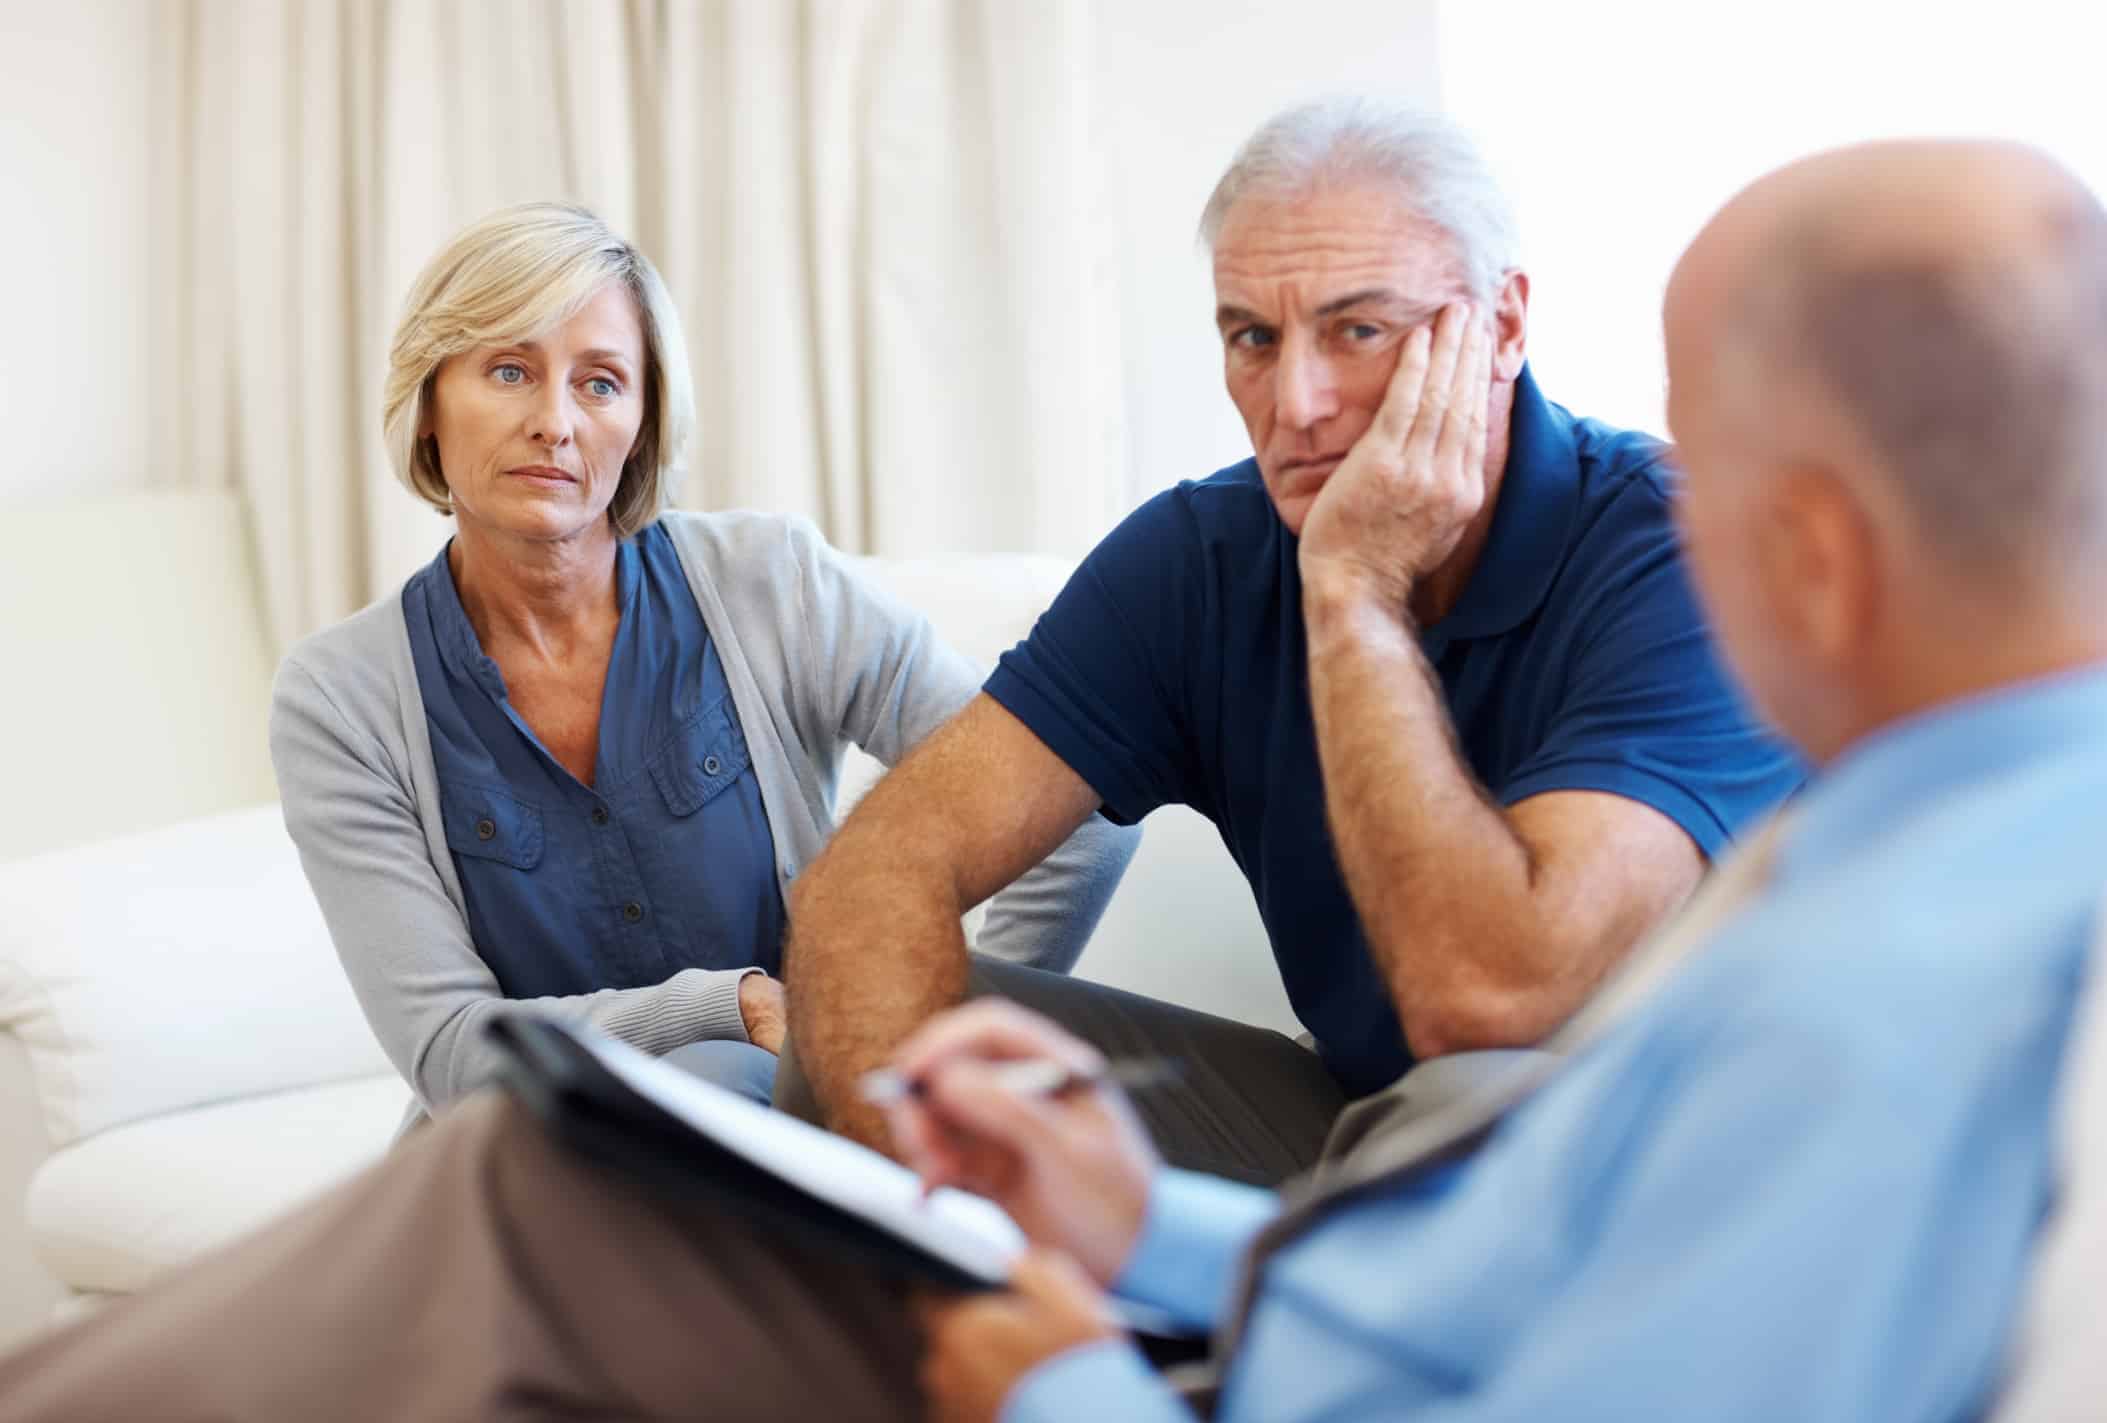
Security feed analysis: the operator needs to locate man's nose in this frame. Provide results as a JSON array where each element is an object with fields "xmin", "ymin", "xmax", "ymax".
[{"xmin": 1273, "ymin": 340, "xmax": 1338, "ymax": 432}]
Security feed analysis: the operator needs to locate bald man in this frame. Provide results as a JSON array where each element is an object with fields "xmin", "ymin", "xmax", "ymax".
[{"xmin": 4, "ymin": 139, "xmax": 2106, "ymax": 1423}]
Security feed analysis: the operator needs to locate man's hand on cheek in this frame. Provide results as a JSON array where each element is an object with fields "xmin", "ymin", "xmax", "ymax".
[
  {"xmin": 917, "ymin": 1252, "xmax": 1124, "ymax": 1423},
  {"xmin": 1298, "ymin": 301, "xmax": 1494, "ymax": 610}
]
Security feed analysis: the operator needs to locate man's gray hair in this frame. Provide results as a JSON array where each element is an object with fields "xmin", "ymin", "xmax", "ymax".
[{"xmin": 1198, "ymin": 98, "xmax": 1522, "ymax": 297}]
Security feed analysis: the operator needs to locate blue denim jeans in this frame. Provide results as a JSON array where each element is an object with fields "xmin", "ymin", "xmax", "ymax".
[{"xmin": 660, "ymin": 1039, "xmax": 779, "ymax": 1105}]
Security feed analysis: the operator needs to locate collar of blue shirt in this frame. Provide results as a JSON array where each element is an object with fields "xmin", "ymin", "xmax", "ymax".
[
  {"xmin": 1423, "ymin": 364, "xmax": 1589, "ymax": 647},
  {"xmin": 1777, "ymin": 663, "xmax": 2107, "ymax": 889}
]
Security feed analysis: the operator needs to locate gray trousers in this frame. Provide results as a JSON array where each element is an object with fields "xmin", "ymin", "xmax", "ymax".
[{"xmin": 776, "ymin": 956, "xmax": 1352, "ymax": 1186}]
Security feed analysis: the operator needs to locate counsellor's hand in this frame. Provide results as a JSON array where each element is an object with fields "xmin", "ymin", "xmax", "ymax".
[
  {"xmin": 918, "ymin": 1250, "xmax": 1123, "ymax": 1423},
  {"xmin": 881, "ymin": 1000, "xmax": 1160, "ymax": 1287},
  {"xmin": 1298, "ymin": 301, "xmax": 1493, "ymax": 609},
  {"xmin": 738, "ymin": 972, "xmax": 787, "ymax": 1054}
]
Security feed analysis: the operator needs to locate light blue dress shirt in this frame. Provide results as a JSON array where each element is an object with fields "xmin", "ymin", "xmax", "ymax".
[{"xmin": 1007, "ymin": 667, "xmax": 2107, "ymax": 1422}]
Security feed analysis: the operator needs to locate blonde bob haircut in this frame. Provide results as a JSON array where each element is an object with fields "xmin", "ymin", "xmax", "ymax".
[{"xmin": 382, "ymin": 202, "xmax": 694, "ymax": 538}]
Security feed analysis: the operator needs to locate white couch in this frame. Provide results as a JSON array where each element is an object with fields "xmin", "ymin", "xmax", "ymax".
[{"xmin": 0, "ymin": 492, "xmax": 1293, "ymax": 1346}]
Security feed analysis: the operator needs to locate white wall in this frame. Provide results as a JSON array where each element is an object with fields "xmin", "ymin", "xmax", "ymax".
[
  {"xmin": 0, "ymin": 1, "xmax": 152, "ymax": 499},
  {"xmin": 1442, "ymin": 0, "xmax": 2107, "ymax": 438},
  {"xmin": 1095, "ymin": 0, "xmax": 1442, "ymax": 505}
]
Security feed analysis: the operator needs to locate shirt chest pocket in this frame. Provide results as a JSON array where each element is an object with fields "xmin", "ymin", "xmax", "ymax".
[
  {"xmin": 648, "ymin": 695, "xmax": 754, "ymax": 818},
  {"xmin": 440, "ymin": 780, "xmax": 546, "ymax": 870}
]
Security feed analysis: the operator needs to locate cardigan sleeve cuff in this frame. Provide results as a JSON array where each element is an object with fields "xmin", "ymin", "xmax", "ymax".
[{"xmin": 595, "ymin": 966, "xmax": 758, "ymax": 1050}]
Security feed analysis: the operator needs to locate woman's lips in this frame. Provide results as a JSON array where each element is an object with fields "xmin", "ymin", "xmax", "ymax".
[{"xmin": 506, "ymin": 465, "xmax": 576, "ymax": 486}]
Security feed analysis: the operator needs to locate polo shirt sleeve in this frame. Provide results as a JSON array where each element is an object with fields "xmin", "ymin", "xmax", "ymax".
[
  {"xmin": 984, "ymin": 490, "xmax": 1206, "ymax": 826},
  {"xmin": 1495, "ymin": 485, "xmax": 1801, "ymax": 857}
]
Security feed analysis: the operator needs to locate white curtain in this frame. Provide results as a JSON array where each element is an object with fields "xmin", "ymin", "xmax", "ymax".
[{"xmin": 149, "ymin": 0, "xmax": 1124, "ymax": 652}]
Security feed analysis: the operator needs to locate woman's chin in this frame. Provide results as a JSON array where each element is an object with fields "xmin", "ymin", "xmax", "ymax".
[{"xmin": 459, "ymin": 499, "xmax": 606, "ymax": 546}]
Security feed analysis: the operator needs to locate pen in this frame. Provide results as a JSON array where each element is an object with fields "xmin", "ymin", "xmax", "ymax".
[{"xmin": 857, "ymin": 1057, "xmax": 1181, "ymax": 1106}]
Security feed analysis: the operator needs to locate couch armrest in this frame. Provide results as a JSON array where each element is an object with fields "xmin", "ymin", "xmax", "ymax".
[
  {"xmin": 0, "ymin": 1033, "xmax": 64, "ymax": 1348},
  {"xmin": 0, "ymin": 805, "xmax": 391, "ymax": 1149}
]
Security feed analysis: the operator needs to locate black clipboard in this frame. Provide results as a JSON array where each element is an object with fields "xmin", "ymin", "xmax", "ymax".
[{"xmin": 486, "ymin": 1016, "xmax": 999, "ymax": 1292}]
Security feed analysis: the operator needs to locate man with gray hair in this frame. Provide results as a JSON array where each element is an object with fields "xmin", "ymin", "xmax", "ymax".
[
  {"xmin": 778, "ymin": 96, "xmax": 1797, "ymax": 1175},
  {"xmin": 7, "ymin": 132, "xmax": 2106, "ymax": 1423}
]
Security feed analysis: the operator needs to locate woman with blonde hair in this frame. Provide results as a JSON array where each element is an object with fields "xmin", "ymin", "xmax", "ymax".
[{"xmin": 271, "ymin": 202, "xmax": 1132, "ymax": 1119}]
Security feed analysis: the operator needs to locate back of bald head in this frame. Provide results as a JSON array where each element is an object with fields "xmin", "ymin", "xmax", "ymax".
[{"xmin": 1726, "ymin": 141, "xmax": 2107, "ymax": 593}]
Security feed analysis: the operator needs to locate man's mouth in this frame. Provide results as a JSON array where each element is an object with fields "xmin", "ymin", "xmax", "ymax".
[{"xmin": 1277, "ymin": 454, "xmax": 1346, "ymax": 488}]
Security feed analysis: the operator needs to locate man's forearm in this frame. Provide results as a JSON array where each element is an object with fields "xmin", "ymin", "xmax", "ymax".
[
  {"xmin": 1303, "ymin": 575, "xmax": 1555, "ymax": 1057},
  {"xmin": 784, "ymin": 797, "xmax": 974, "ymax": 1150}
]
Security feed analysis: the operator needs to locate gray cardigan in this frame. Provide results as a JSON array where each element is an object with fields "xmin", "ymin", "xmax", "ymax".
[{"xmin": 270, "ymin": 511, "xmax": 1136, "ymax": 1121}]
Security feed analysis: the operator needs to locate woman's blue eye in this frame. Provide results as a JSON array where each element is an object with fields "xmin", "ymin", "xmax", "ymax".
[
  {"xmin": 586, "ymin": 377, "xmax": 619, "ymax": 399},
  {"xmin": 492, "ymin": 363, "xmax": 527, "ymax": 385}
]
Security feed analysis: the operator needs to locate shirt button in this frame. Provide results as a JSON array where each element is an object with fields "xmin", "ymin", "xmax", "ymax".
[
  {"xmin": 703, "ymin": 755, "xmax": 722, "ymax": 777},
  {"xmin": 622, "ymin": 902, "xmax": 643, "ymax": 923},
  {"xmin": 590, "ymin": 806, "xmax": 609, "ymax": 826},
  {"xmin": 475, "ymin": 817, "xmax": 496, "ymax": 841}
]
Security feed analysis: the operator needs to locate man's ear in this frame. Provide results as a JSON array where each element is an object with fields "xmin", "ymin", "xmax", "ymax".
[
  {"xmin": 1491, "ymin": 269, "xmax": 1529, "ymax": 383},
  {"xmin": 1766, "ymin": 466, "xmax": 1880, "ymax": 669}
]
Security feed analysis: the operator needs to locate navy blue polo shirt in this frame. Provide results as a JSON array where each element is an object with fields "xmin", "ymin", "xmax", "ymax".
[
  {"xmin": 985, "ymin": 367, "xmax": 1801, "ymax": 1096},
  {"xmin": 404, "ymin": 523, "xmax": 784, "ymax": 1001}
]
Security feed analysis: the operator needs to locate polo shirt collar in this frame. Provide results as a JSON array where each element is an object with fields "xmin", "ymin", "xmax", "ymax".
[{"xmin": 1422, "ymin": 364, "xmax": 1582, "ymax": 649}]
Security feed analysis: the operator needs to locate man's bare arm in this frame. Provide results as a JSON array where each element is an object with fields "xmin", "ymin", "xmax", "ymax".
[
  {"xmin": 1298, "ymin": 302, "xmax": 1702, "ymax": 1059},
  {"xmin": 1305, "ymin": 583, "xmax": 1702, "ymax": 1058},
  {"xmin": 783, "ymin": 694, "xmax": 1102, "ymax": 1147}
]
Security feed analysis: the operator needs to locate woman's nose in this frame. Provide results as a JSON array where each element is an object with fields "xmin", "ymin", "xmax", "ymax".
[{"xmin": 527, "ymin": 387, "xmax": 575, "ymax": 447}]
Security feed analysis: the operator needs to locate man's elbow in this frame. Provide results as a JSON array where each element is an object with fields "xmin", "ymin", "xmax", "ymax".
[{"xmin": 1398, "ymin": 978, "xmax": 1562, "ymax": 1061}]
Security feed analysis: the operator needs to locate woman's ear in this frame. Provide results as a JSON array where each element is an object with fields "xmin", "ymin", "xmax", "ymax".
[{"xmin": 1491, "ymin": 269, "xmax": 1530, "ymax": 383}]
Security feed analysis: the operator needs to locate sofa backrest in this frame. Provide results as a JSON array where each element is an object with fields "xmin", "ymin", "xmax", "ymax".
[
  {"xmin": 0, "ymin": 491, "xmax": 278, "ymax": 862},
  {"xmin": 850, "ymin": 554, "xmax": 1297, "ymax": 1036}
]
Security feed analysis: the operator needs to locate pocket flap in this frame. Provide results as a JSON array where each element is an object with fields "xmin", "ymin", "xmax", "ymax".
[
  {"xmin": 649, "ymin": 697, "xmax": 755, "ymax": 818},
  {"xmin": 439, "ymin": 779, "xmax": 545, "ymax": 870}
]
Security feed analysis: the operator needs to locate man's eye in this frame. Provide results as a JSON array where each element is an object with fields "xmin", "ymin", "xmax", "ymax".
[
  {"xmin": 1230, "ymin": 327, "xmax": 1276, "ymax": 351},
  {"xmin": 1345, "ymin": 323, "xmax": 1383, "ymax": 342}
]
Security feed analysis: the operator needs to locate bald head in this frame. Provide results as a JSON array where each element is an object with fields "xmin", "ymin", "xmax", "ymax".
[{"xmin": 1671, "ymin": 139, "xmax": 2107, "ymax": 588}]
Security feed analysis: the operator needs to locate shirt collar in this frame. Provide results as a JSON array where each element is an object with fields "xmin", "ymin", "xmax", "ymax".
[
  {"xmin": 1422, "ymin": 364, "xmax": 1584, "ymax": 648},
  {"xmin": 1774, "ymin": 663, "xmax": 2107, "ymax": 885}
]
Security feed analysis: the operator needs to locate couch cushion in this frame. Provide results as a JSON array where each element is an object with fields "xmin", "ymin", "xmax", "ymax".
[
  {"xmin": 26, "ymin": 1074, "xmax": 406, "ymax": 1294},
  {"xmin": 0, "ymin": 805, "xmax": 392, "ymax": 1148}
]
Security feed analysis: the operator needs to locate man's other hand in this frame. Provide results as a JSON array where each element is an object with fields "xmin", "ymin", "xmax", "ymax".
[
  {"xmin": 1298, "ymin": 300, "xmax": 1493, "ymax": 607},
  {"xmin": 882, "ymin": 1000, "xmax": 1160, "ymax": 1286},
  {"xmin": 918, "ymin": 1251, "xmax": 1123, "ymax": 1423}
]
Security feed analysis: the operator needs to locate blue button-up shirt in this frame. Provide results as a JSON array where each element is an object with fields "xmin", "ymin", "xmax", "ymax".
[
  {"xmin": 403, "ymin": 523, "xmax": 784, "ymax": 999},
  {"xmin": 1008, "ymin": 667, "xmax": 2107, "ymax": 1422}
]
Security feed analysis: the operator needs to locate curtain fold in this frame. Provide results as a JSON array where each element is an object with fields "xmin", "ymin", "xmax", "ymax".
[{"xmin": 153, "ymin": 0, "xmax": 1122, "ymax": 653}]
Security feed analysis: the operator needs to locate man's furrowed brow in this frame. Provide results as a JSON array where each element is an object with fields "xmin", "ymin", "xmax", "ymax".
[
  {"xmin": 1312, "ymin": 287, "xmax": 1420, "ymax": 319},
  {"xmin": 1215, "ymin": 303, "xmax": 1267, "ymax": 330}
]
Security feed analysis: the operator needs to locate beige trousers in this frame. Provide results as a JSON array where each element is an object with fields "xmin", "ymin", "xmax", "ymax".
[{"xmin": 0, "ymin": 1095, "xmax": 925, "ymax": 1423}]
